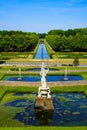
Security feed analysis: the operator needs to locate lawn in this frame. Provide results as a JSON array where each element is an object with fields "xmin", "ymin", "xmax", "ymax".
[
  {"xmin": 0, "ymin": 52, "xmax": 31, "ymax": 60},
  {"xmin": 0, "ymin": 127, "xmax": 87, "ymax": 130},
  {"xmin": 57, "ymin": 52, "xmax": 87, "ymax": 59}
]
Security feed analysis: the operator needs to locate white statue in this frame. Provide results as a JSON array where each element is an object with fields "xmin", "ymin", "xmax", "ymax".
[
  {"xmin": 38, "ymin": 62, "xmax": 51, "ymax": 98},
  {"xmin": 40, "ymin": 62, "xmax": 48, "ymax": 88}
]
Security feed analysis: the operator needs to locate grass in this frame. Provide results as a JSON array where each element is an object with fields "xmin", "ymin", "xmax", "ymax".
[
  {"xmin": 0, "ymin": 105, "xmax": 24, "ymax": 127},
  {"xmin": 0, "ymin": 86, "xmax": 37, "ymax": 99},
  {"xmin": 0, "ymin": 52, "xmax": 29, "ymax": 60},
  {"xmin": 0, "ymin": 85, "xmax": 87, "ymax": 100},
  {"xmin": 44, "ymin": 39, "xmax": 54, "ymax": 53},
  {"xmin": 57, "ymin": 52, "xmax": 87, "ymax": 59},
  {"xmin": 0, "ymin": 74, "xmax": 4, "ymax": 80},
  {"xmin": 43, "ymin": 39, "xmax": 58, "ymax": 59},
  {"xmin": 0, "ymin": 66, "xmax": 10, "ymax": 71},
  {"xmin": 0, "ymin": 127, "xmax": 87, "ymax": 130},
  {"xmin": 81, "ymin": 73, "xmax": 87, "ymax": 80},
  {"xmin": 50, "ymin": 85, "xmax": 87, "ymax": 96}
]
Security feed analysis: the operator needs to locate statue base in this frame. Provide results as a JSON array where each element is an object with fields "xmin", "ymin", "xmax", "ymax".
[
  {"xmin": 38, "ymin": 87, "xmax": 51, "ymax": 98},
  {"xmin": 35, "ymin": 97, "xmax": 54, "ymax": 110}
]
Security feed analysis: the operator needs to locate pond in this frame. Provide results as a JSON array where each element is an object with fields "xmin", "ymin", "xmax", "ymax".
[
  {"xmin": 3, "ymin": 75, "xmax": 83, "ymax": 82},
  {"xmin": 34, "ymin": 43, "xmax": 50, "ymax": 59},
  {"xmin": 28, "ymin": 68, "xmax": 58, "ymax": 72},
  {"xmin": 0, "ymin": 92, "xmax": 87, "ymax": 126}
]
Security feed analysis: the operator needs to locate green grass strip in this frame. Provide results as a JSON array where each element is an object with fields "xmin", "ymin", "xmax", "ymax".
[{"xmin": 0, "ymin": 127, "xmax": 87, "ymax": 130}]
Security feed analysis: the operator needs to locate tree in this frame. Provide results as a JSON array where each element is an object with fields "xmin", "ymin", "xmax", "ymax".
[
  {"xmin": 0, "ymin": 30, "xmax": 39, "ymax": 52},
  {"xmin": 73, "ymin": 57, "xmax": 79, "ymax": 66},
  {"xmin": 48, "ymin": 29, "xmax": 64, "ymax": 36}
]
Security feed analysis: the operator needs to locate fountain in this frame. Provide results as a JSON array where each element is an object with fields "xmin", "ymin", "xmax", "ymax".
[
  {"xmin": 63, "ymin": 67, "xmax": 69, "ymax": 81},
  {"xmin": 17, "ymin": 68, "xmax": 22, "ymax": 80}
]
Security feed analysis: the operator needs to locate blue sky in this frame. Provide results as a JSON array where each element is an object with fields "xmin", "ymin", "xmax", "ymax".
[{"xmin": 0, "ymin": 0, "xmax": 87, "ymax": 33}]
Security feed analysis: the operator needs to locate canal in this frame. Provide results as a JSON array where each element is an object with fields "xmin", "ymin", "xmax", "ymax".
[{"xmin": 34, "ymin": 43, "xmax": 50, "ymax": 59}]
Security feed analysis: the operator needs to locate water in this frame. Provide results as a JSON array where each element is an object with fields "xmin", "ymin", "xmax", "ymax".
[
  {"xmin": 3, "ymin": 75, "xmax": 83, "ymax": 82},
  {"xmin": 28, "ymin": 68, "xmax": 58, "ymax": 72},
  {"xmin": 34, "ymin": 43, "xmax": 50, "ymax": 59},
  {"xmin": 0, "ymin": 92, "xmax": 87, "ymax": 126}
]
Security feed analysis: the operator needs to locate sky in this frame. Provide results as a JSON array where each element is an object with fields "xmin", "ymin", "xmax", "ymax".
[{"xmin": 0, "ymin": 0, "xmax": 87, "ymax": 33}]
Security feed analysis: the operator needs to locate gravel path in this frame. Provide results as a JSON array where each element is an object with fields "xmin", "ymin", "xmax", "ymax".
[{"xmin": 0, "ymin": 80, "xmax": 87, "ymax": 87}]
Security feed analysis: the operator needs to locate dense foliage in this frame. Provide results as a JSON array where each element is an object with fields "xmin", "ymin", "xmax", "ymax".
[
  {"xmin": 46, "ymin": 28, "xmax": 87, "ymax": 52},
  {"xmin": 0, "ymin": 30, "xmax": 39, "ymax": 52}
]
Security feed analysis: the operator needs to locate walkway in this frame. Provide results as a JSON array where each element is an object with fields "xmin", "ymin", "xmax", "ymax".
[
  {"xmin": 0, "ymin": 68, "xmax": 87, "ymax": 74},
  {"xmin": 0, "ymin": 80, "xmax": 87, "ymax": 87}
]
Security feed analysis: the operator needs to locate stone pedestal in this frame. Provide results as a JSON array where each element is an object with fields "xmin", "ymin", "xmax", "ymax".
[
  {"xmin": 35, "ymin": 97, "xmax": 54, "ymax": 110},
  {"xmin": 38, "ymin": 87, "xmax": 51, "ymax": 98}
]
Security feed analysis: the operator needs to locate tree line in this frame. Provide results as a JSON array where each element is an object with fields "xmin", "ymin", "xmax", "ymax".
[
  {"xmin": 0, "ymin": 28, "xmax": 87, "ymax": 52},
  {"xmin": 45, "ymin": 28, "xmax": 87, "ymax": 52},
  {"xmin": 0, "ymin": 30, "xmax": 39, "ymax": 52}
]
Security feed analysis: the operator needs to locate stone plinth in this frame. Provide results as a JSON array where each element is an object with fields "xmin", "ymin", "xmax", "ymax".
[{"xmin": 35, "ymin": 97, "xmax": 54, "ymax": 110}]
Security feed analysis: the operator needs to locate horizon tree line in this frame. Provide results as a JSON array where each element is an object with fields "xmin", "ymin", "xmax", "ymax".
[{"xmin": 0, "ymin": 28, "xmax": 87, "ymax": 52}]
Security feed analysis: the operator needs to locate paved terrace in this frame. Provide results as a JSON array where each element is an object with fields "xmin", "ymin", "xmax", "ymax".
[
  {"xmin": 0, "ymin": 60, "xmax": 87, "ymax": 67},
  {"xmin": 0, "ymin": 80, "xmax": 87, "ymax": 87},
  {"xmin": 0, "ymin": 68, "xmax": 87, "ymax": 74}
]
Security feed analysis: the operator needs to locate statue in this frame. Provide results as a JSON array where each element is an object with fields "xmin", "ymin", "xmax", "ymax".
[
  {"xmin": 38, "ymin": 62, "xmax": 51, "ymax": 98},
  {"xmin": 40, "ymin": 62, "xmax": 48, "ymax": 88}
]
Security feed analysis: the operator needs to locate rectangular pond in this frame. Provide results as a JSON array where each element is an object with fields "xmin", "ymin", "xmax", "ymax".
[
  {"xmin": 3, "ymin": 75, "xmax": 83, "ymax": 82},
  {"xmin": 0, "ymin": 92, "xmax": 87, "ymax": 126}
]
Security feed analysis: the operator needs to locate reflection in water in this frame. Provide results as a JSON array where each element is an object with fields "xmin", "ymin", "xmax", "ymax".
[{"xmin": 35, "ymin": 110, "xmax": 53, "ymax": 126}]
